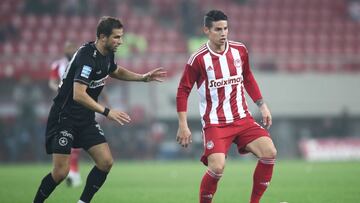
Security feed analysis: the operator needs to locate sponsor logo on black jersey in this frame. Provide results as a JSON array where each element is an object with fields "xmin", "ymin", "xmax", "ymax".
[{"xmin": 89, "ymin": 76, "xmax": 108, "ymax": 88}]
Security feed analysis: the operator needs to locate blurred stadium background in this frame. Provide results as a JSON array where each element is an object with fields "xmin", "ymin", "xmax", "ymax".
[{"xmin": 0, "ymin": 0, "xmax": 360, "ymax": 201}]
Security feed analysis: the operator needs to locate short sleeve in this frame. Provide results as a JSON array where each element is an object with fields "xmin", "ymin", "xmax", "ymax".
[{"xmin": 73, "ymin": 51, "xmax": 95, "ymax": 85}]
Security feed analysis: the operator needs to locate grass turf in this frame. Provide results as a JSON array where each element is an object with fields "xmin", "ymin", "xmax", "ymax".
[{"xmin": 0, "ymin": 160, "xmax": 359, "ymax": 203}]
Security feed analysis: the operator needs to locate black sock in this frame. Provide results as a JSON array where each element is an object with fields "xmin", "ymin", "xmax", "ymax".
[
  {"xmin": 33, "ymin": 173, "xmax": 59, "ymax": 203},
  {"xmin": 80, "ymin": 166, "xmax": 109, "ymax": 203}
]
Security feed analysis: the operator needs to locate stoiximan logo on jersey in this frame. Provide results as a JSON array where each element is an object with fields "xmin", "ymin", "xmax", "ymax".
[{"xmin": 209, "ymin": 75, "xmax": 243, "ymax": 89}]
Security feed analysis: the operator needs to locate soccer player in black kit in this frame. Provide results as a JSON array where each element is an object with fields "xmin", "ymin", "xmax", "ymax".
[{"xmin": 33, "ymin": 16, "xmax": 166, "ymax": 203}]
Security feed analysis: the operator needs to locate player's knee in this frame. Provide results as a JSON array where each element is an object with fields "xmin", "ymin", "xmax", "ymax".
[
  {"xmin": 97, "ymin": 158, "xmax": 114, "ymax": 172},
  {"xmin": 209, "ymin": 163, "xmax": 225, "ymax": 174},
  {"xmin": 52, "ymin": 166, "xmax": 70, "ymax": 182},
  {"xmin": 260, "ymin": 146, "xmax": 277, "ymax": 159}
]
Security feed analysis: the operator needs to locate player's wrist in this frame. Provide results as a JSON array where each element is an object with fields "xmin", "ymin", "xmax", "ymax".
[
  {"xmin": 141, "ymin": 73, "xmax": 149, "ymax": 82},
  {"xmin": 102, "ymin": 107, "xmax": 110, "ymax": 117},
  {"xmin": 255, "ymin": 99, "xmax": 264, "ymax": 107}
]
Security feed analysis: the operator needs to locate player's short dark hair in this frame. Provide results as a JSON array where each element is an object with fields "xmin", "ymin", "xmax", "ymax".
[
  {"xmin": 96, "ymin": 16, "xmax": 123, "ymax": 38},
  {"xmin": 204, "ymin": 10, "xmax": 228, "ymax": 28}
]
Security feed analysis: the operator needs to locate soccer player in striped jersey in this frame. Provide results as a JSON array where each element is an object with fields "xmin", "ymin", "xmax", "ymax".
[{"xmin": 176, "ymin": 10, "xmax": 277, "ymax": 203}]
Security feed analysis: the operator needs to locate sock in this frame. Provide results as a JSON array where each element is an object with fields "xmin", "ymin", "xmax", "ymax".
[
  {"xmin": 250, "ymin": 158, "xmax": 275, "ymax": 203},
  {"xmin": 70, "ymin": 148, "xmax": 81, "ymax": 172},
  {"xmin": 199, "ymin": 169, "xmax": 223, "ymax": 203},
  {"xmin": 79, "ymin": 166, "xmax": 109, "ymax": 203},
  {"xmin": 33, "ymin": 173, "xmax": 59, "ymax": 203}
]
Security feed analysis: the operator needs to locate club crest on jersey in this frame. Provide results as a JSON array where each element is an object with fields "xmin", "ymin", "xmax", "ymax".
[
  {"xmin": 209, "ymin": 75, "xmax": 243, "ymax": 89},
  {"xmin": 206, "ymin": 140, "xmax": 214, "ymax": 149},
  {"xmin": 234, "ymin": 59, "xmax": 242, "ymax": 69},
  {"xmin": 81, "ymin": 65, "xmax": 92, "ymax": 78}
]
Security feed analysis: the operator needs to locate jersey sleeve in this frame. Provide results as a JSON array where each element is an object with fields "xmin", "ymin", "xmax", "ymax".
[
  {"xmin": 73, "ymin": 50, "xmax": 95, "ymax": 86},
  {"xmin": 109, "ymin": 53, "xmax": 117, "ymax": 73},
  {"xmin": 241, "ymin": 47, "xmax": 262, "ymax": 102},
  {"xmin": 176, "ymin": 60, "xmax": 200, "ymax": 112}
]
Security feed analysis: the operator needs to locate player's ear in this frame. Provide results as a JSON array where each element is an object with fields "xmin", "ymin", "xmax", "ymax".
[
  {"xmin": 99, "ymin": 33, "xmax": 107, "ymax": 42},
  {"xmin": 203, "ymin": 26, "xmax": 209, "ymax": 35}
]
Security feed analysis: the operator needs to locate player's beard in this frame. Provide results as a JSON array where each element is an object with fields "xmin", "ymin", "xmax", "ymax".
[{"xmin": 104, "ymin": 41, "xmax": 117, "ymax": 53}]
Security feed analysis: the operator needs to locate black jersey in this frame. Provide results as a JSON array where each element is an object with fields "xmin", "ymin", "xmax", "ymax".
[{"xmin": 53, "ymin": 42, "xmax": 117, "ymax": 122}]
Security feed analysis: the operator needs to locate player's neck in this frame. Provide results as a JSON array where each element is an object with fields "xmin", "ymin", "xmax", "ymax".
[
  {"xmin": 208, "ymin": 41, "xmax": 226, "ymax": 54},
  {"xmin": 94, "ymin": 40, "xmax": 109, "ymax": 56}
]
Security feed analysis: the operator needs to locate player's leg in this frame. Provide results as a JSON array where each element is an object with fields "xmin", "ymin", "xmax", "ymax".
[
  {"xmin": 78, "ymin": 143, "xmax": 113, "ymax": 203},
  {"xmin": 33, "ymin": 154, "xmax": 70, "ymax": 203},
  {"xmin": 34, "ymin": 105, "xmax": 74, "ymax": 203},
  {"xmin": 245, "ymin": 136, "xmax": 277, "ymax": 203},
  {"xmin": 200, "ymin": 153, "xmax": 225, "ymax": 203},
  {"xmin": 199, "ymin": 126, "xmax": 234, "ymax": 203},
  {"xmin": 67, "ymin": 148, "xmax": 82, "ymax": 187}
]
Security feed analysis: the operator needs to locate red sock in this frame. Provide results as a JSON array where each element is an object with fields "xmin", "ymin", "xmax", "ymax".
[
  {"xmin": 199, "ymin": 169, "xmax": 222, "ymax": 203},
  {"xmin": 250, "ymin": 158, "xmax": 275, "ymax": 203},
  {"xmin": 70, "ymin": 148, "xmax": 81, "ymax": 172}
]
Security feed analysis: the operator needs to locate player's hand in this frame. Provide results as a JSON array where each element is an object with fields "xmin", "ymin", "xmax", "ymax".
[
  {"xmin": 143, "ymin": 67, "xmax": 167, "ymax": 82},
  {"xmin": 259, "ymin": 103, "xmax": 272, "ymax": 129},
  {"xmin": 176, "ymin": 126, "xmax": 192, "ymax": 148},
  {"xmin": 107, "ymin": 109, "xmax": 131, "ymax": 125}
]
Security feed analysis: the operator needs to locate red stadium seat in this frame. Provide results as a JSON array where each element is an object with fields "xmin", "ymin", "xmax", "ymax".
[{"xmin": 1, "ymin": 0, "xmax": 360, "ymax": 78}]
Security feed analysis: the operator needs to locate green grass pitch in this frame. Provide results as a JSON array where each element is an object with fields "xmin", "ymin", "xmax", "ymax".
[{"xmin": 0, "ymin": 160, "xmax": 359, "ymax": 203}]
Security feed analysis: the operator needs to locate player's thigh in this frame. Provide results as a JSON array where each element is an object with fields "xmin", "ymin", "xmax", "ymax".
[
  {"xmin": 234, "ymin": 119, "xmax": 271, "ymax": 155},
  {"xmin": 87, "ymin": 143, "xmax": 113, "ymax": 171},
  {"xmin": 76, "ymin": 122, "xmax": 107, "ymax": 150},
  {"xmin": 51, "ymin": 153, "xmax": 71, "ymax": 181},
  {"xmin": 45, "ymin": 107, "xmax": 75, "ymax": 155},
  {"xmin": 245, "ymin": 136, "xmax": 277, "ymax": 158},
  {"xmin": 201, "ymin": 126, "xmax": 233, "ymax": 166},
  {"xmin": 207, "ymin": 153, "xmax": 226, "ymax": 174},
  {"xmin": 52, "ymin": 153, "xmax": 71, "ymax": 169}
]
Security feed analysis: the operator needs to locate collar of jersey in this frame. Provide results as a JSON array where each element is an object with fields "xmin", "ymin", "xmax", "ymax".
[
  {"xmin": 206, "ymin": 40, "xmax": 229, "ymax": 57},
  {"xmin": 91, "ymin": 42, "xmax": 106, "ymax": 58}
]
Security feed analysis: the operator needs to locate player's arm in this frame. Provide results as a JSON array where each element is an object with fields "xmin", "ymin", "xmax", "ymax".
[
  {"xmin": 73, "ymin": 52, "xmax": 130, "ymax": 125},
  {"xmin": 255, "ymin": 99, "xmax": 272, "ymax": 129},
  {"xmin": 177, "ymin": 111, "xmax": 192, "ymax": 148},
  {"xmin": 73, "ymin": 82, "xmax": 130, "ymax": 125},
  {"xmin": 99, "ymin": 87, "xmax": 111, "ymax": 108},
  {"xmin": 109, "ymin": 65, "xmax": 166, "ymax": 82},
  {"xmin": 242, "ymin": 47, "xmax": 272, "ymax": 128},
  {"xmin": 176, "ymin": 63, "xmax": 199, "ymax": 147}
]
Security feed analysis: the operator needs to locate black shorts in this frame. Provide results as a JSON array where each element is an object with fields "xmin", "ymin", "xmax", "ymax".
[{"xmin": 45, "ymin": 104, "xmax": 107, "ymax": 154}]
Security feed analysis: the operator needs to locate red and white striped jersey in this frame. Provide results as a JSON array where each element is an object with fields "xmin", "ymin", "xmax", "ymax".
[
  {"xmin": 49, "ymin": 57, "xmax": 70, "ymax": 80},
  {"xmin": 176, "ymin": 40, "xmax": 263, "ymax": 128}
]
